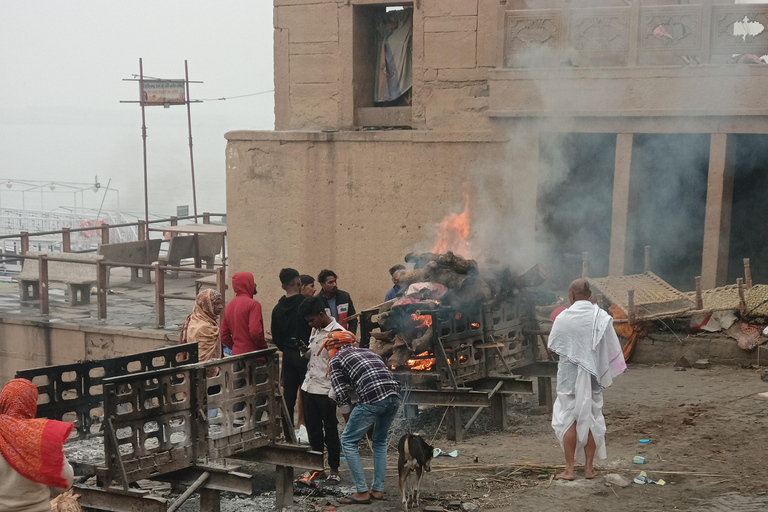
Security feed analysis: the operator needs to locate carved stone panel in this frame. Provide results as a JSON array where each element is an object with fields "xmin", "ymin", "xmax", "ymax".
[
  {"xmin": 640, "ymin": 5, "xmax": 703, "ymax": 52},
  {"xmin": 504, "ymin": 10, "xmax": 563, "ymax": 67},
  {"xmin": 712, "ymin": 6, "xmax": 768, "ymax": 55},
  {"xmin": 570, "ymin": 8, "xmax": 630, "ymax": 52}
]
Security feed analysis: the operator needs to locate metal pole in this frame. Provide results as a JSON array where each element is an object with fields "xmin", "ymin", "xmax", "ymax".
[
  {"xmin": 185, "ymin": 60, "xmax": 199, "ymax": 224},
  {"xmin": 139, "ymin": 59, "xmax": 152, "ymax": 266},
  {"xmin": 139, "ymin": 58, "xmax": 150, "ymax": 235}
]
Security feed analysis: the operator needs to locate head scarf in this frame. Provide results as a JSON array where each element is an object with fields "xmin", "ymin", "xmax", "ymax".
[
  {"xmin": 179, "ymin": 290, "xmax": 223, "ymax": 376},
  {"xmin": 318, "ymin": 331, "xmax": 356, "ymax": 375},
  {"xmin": 0, "ymin": 379, "xmax": 73, "ymax": 488}
]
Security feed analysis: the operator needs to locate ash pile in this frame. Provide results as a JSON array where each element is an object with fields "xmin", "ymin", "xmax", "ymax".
[{"xmin": 366, "ymin": 251, "xmax": 545, "ymax": 377}]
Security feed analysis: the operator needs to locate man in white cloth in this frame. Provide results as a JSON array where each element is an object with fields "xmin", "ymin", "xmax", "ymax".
[{"xmin": 548, "ymin": 278, "xmax": 626, "ymax": 480}]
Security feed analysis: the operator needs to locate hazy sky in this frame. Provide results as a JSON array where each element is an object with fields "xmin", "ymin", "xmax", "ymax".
[{"xmin": 0, "ymin": 1, "xmax": 274, "ymax": 219}]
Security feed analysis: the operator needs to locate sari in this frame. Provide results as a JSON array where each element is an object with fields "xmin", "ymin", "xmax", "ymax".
[{"xmin": 0, "ymin": 379, "xmax": 73, "ymax": 488}]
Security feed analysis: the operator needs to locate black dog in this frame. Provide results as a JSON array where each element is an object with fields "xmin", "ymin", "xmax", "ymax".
[{"xmin": 398, "ymin": 434, "xmax": 434, "ymax": 511}]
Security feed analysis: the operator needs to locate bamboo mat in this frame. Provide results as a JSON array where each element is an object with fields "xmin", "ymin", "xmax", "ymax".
[
  {"xmin": 589, "ymin": 272, "xmax": 695, "ymax": 321},
  {"xmin": 683, "ymin": 284, "xmax": 740, "ymax": 315}
]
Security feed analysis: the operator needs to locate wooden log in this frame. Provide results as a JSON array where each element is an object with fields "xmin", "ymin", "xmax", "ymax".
[
  {"xmin": 412, "ymin": 327, "xmax": 433, "ymax": 354},
  {"xmin": 370, "ymin": 339, "xmax": 395, "ymax": 359},
  {"xmin": 644, "ymin": 246, "xmax": 652, "ymax": 273},
  {"xmin": 744, "ymin": 258, "xmax": 752, "ymax": 289},
  {"xmin": 737, "ymin": 278, "xmax": 746, "ymax": 316},
  {"xmin": 388, "ymin": 345, "xmax": 411, "ymax": 367},
  {"xmin": 695, "ymin": 276, "xmax": 703, "ymax": 310},
  {"xmin": 405, "ymin": 251, "xmax": 477, "ymax": 274},
  {"xmin": 371, "ymin": 330, "xmax": 393, "ymax": 341},
  {"xmin": 627, "ymin": 289, "xmax": 636, "ymax": 324}
]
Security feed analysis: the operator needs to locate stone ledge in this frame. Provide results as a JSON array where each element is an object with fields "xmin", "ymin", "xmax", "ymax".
[{"xmin": 225, "ymin": 130, "xmax": 507, "ymax": 143}]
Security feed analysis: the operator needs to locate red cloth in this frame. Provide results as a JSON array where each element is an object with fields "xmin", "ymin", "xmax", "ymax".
[
  {"xmin": 221, "ymin": 272, "xmax": 266, "ymax": 355},
  {"xmin": 0, "ymin": 379, "xmax": 73, "ymax": 488},
  {"xmin": 550, "ymin": 305, "xmax": 568, "ymax": 322}
]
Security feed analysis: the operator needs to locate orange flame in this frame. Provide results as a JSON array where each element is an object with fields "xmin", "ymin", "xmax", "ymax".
[
  {"xmin": 407, "ymin": 351, "xmax": 436, "ymax": 371},
  {"xmin": 411, "ymin": 313, "xmax": 433, "ymax": 329},
  {"xmin": 431, "ymin": 189, "xmax": 471, "ymax": 257}
]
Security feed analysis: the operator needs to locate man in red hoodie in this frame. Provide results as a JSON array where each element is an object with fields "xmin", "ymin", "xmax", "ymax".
[{"xmin": 221, "ymin": 272, "xmax": 266, "ymax": 355}]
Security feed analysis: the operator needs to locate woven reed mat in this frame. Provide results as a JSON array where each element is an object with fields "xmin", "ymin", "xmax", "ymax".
[
  {"xmin": 683, "ymin": 284, "xmax": 740, "ymax": 315},
  {"xmin": 745, "ymin": 284, "xmax": 768, "ymax": 317},
  {"xmin": 589, "ymin": 272, "xmax": 695, "ymax": 321}
]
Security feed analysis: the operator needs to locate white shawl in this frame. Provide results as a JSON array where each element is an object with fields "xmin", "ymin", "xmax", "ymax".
[
  {"xmin": 548, "ymin": 300, "xmax": 626, "ymax": 460},
  {"xmin": 548, "ymin": 301, "xmax": 626, "ymax": 388}
]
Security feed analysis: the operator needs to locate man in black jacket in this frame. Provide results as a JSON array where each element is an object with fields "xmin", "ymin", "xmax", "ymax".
[
  {"xmin": 316, "ymin": 269, "xmax": 357, "ymax": 334},
  {"xmin": 272, "ymin": 268, "xmax": 312, "ymax": 436}
]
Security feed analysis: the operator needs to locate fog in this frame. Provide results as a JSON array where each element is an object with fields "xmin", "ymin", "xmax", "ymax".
[{"xmin": 0, "ymin": 1, "xmax": 274, "ymax": 219}]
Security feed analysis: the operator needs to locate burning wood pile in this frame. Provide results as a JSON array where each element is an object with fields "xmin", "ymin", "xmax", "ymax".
[{"xmin": 370, "ymin": 251, "xmax": 545, "ymax": 370}]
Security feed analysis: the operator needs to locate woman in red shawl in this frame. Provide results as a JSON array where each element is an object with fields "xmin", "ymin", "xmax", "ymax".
[{"xmin": 0, "ymin": 379, "xmax": 74, "ymax": 511}]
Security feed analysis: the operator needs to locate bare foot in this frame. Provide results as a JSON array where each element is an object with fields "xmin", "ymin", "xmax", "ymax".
[
  {"xmin": 584, "ymin": 467, "xmax": 599, "ymax": 479},
  {"xmin": 555, "ymin": 470, "xmax": 575, "ymax": 481},
  {"xmin": 370, "ymin": 490, "xmax": 384, "ymax": 500}
]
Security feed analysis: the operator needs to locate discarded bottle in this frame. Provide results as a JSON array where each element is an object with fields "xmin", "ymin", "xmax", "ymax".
[{"xmin": 633, "ymin": 456, "xmax": 645, "ymax": 464}]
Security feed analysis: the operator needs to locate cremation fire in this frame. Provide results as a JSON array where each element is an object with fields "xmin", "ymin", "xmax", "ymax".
[
  {"xmin": 407, "ymin": 351, "xmax": 436, "ymax": 371},
  {"xmin": 431, "ymin": 189, "xmax": 471, "ymax": 258},
  {"xmin": 411, "ymin": 313, "xmax": 433, "ymax": 328}
]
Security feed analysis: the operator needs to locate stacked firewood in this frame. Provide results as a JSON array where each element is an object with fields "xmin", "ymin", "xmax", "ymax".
[{"xmin": 370, "ymin": 251, "xmax": 546, "ymax": 368}]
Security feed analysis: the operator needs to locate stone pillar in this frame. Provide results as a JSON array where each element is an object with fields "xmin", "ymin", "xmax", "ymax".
[
  {"xmin": 701, "ymin": 133, "xmax": 735, "ymax": 289},
  {"xmin": 609, "ymin": 134, "xmax": 634, "ymax": 276}
]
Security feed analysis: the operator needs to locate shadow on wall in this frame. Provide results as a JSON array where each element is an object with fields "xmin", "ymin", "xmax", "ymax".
[
  {"xmin": 536, "ymin": 133, "xmax": 617, "ymax": 292},
  {"xmin": 728, "ymin": 134, "xmax": 768, "ymax": 285}
]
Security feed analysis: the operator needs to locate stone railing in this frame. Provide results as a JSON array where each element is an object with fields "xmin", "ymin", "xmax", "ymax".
[{"xmin": 502, "ymin": 3, "xmax": 768, "ymax": 68}]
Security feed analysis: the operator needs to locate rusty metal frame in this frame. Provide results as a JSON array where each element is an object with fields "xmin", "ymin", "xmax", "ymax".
[
  {"xmin": 100, "ymin": 348, "xmax": 280, "ymax": 486},
  {"xmin": 16, "ymin": 344, "xmax": 198, "ymax": 438}
]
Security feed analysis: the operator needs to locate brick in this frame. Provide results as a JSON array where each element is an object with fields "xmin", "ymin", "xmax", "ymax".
[
  {"xmin": 289, "ymin": 42, "xmax": 339, "ymax": 55},
  {"xmin": 289, "ymin": 83, "xmax": 339, "ymax": 129},
  {"xmin": 425, "ymin": 32, "xmax": 477, "ymax": 68},
  {"xmin": 477, "ymin": 0, "xmax": 499, "ymax": 66},
  {"xmin": 424, "ymin": 68, "xmax": 438, "ymax": 81},
  {"xmin": 290, "ymin": 53, "xmax": 339, "ymax": 84},
  {"xmin": 277, "ymin": 3, "xmax": 338, "ymax": 43},
  {"xmin": 423, "ymin": 0, "xmax": 478, "ymax": 17},
  {"xmin": 424, "ymin": 16, "xmax": 477, "ymax": 33},
  {"xmin": 437, "ymin": 68, "xmax": 489, "ymax": 82}
]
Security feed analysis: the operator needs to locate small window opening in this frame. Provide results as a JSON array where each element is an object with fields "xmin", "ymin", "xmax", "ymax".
[{"xmin": 353, "ymin": 3, "xmax": 414, "ymax": 127}]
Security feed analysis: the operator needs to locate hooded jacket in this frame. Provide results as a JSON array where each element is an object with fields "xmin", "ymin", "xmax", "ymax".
[
  {"xmin": 221, "ymin": 272, "xmax": 266, "ymax": 355},
  {"xmin": 271, "ymin": 294, "xmax": 312, "ymax": 353}
]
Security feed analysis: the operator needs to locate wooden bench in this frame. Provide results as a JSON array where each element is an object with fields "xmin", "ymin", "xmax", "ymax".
[
  {"xmin": 160, "ymin": 235, "xmax": 223, "ymax": 276},
  {"xmin": 19, "ymin": 251, "xmax": 103, "ymax": 306},
  {"xmin": 97, "ymin": 239, "xmax": 162, "ymax": 285}
]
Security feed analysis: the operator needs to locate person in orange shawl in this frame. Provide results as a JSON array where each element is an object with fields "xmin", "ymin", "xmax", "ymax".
[
  {"xmin": 0, "ymin": 379, "xmax": 74, "ymax": 511},
  {"xmin": 179, "ymin": 289, "xmax": 225, "ymax": 377}
]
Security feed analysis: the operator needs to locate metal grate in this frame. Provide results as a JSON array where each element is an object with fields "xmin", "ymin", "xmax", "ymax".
[{"xmin": 16, "ymin": 344, "xmax": 198, "ymax": 438}]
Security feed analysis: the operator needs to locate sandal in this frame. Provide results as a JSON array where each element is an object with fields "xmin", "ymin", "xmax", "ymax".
[
  {"xmin": 338, "ymin": 495, "xmax": 371, "ymax": 505},
  {"xmin": 326, "ymin": 473, "xmax": 341, "ymax": 484}
]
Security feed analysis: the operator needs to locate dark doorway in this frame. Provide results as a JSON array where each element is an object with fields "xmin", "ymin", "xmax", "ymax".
[
  {"xmin": 728, "ymin": 134, "xmax": 768, "ymax": 285},
  {"xmin": 626, "ymin": 134, "xmax": 710, "ymax": 291},
  {"xmin": 537, "ymin": 133, "xmax": 616, "ymax": 291}
]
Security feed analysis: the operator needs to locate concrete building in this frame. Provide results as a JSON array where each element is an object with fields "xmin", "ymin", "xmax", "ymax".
[{"xmin": 226, "ymin": 0, "xmax": 768, "ymax": 316}]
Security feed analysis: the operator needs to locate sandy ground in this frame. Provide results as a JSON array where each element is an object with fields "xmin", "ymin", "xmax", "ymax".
[{"xmin": 176, "ymin": 363, "xmax": 768, "ymax": 512}]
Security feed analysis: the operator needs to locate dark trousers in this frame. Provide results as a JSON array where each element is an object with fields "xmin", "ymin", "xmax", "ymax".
[
  {"xmin": 303, "ymin": 392, "xmax": 341, "ymax": 470},
  {"xmin": 282, "ymin": 350, "xmax": 307, "ymax": 436}
]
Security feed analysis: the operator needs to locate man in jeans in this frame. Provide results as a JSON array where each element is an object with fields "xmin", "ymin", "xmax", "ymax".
[{"xmin": 329, "ymin": 342, "xmax": 401, "ymax": 505}]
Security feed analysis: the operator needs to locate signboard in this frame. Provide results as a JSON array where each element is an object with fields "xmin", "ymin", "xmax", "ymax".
[
  {"xmin": 141, "ymin": 80, "xmax": 186, "ymax": 106},
  {"xmin": 177, "ymin": 205, "xmax": 189, "ymax": 217}
]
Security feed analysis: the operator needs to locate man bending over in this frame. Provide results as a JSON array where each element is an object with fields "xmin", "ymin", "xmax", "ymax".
[{"xmin": 548, "ymin": 278, "xmax": 626, "ymax": 480}]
